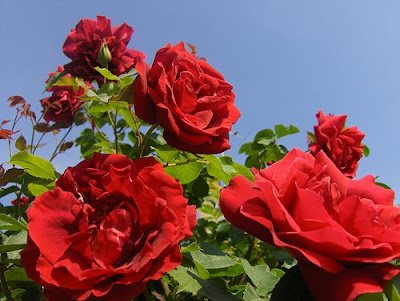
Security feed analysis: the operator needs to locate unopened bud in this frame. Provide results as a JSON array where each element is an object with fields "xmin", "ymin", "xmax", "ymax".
[{"xmin": 97, "ymin": 41, "xmax": 112, "ymax": 67}]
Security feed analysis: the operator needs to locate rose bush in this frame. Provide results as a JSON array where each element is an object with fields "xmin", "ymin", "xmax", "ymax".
[
  {"xmin": 134, "ymin": 42, "xmax": 240, "ymax": 154},
  {"xmin": 63, "ymin": 16, "xmax": 145, "ymax": 83},
  {"xmin": 220, "ymin": 148, "xmax": 400, "ymax": 301},
  {"xmin": 21, "ymin": 153, "xmax": 196, "ymax": 300},
  {"xmin": 309, "ymin": 110, "xmax": 365, "ymax": 178}
]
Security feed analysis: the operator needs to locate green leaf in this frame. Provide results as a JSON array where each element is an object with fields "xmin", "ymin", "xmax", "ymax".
[
  {"xmin": 169, "ymin": 266, "xmax": 239, "ymax": 300},
  {"xmin": 239, "ymin": 142, "xmax": 255, "ymax": 155},
  {"xmin": 94, "ymin": 67, "xmax": 120, "ymax": 81},
  {"xmin": 169, "ymin": 266, "xmax": 202, "ymax": 294},
  {"xmin": 274, "ymin": 124, "xmax": 300, "ymax": 138},
  {"xmin": 9, "ymin": 152, "xmax": 56, "ymax": 179},
  {"xmin": 363, "ymin": 145, "xmax": 370, "ymax": 157},
  {"xmin": 4, "ymin": 230, "xmax": 27, "ymax": 259},
  {"xmin": 165, "ymin": 161, "xmax": 203, "ymax": 184},
  {"xmin": 0, "ymin": 214, "xmax": 27, "ymax": 231},
  {"xmin": 0, "ymin": 168, "xmax": 24, "ymax": 186},
  {"xmin": 97, "ymin": 82, "xmax": 118, "ymax": 96},
  {"xmin": 376, "ymin": 182, "xmax": 392, "ymax": 190},
  {"xmin": 193, "ymin": 260, "xmax": 211, "ymax": 280},
  {"xmin": 241, "ymin": 259, "xmax": 279, "ymax": 296},
  {"xmin": 254, "ymin": 129, "xmax": 275, "ymax": 141},
  {"xmin": 118, "ymin": 68, "xmax": 137, "ymax": 79},
  {"xmin": 154, "ymin": 145, "xmax": 180, "ymax": 162},
  {"xmin": 206, "ymin": 155, "xmax": 254, "ymax": 184},
  {"xmin": 243, "ymin": 284, "xmax": 265, "ymax": 301},
  {"xmin": 82, "ymin": 90, "xmax": 111, "ymax": 102},
  {"xmin": 357, "ymin": 293, "xmax": 387, "ymax": 301},
  {"xmin": 189, "ymin": 242, "xmax": 236, "ymax": 269},
  {"xmin": 5, "ymin": 267, "xmax": 30, "ymax": 282},
  {"xmin": 53, "ymin": 77, "xmax": 78, "ymax": 88},
  {"xmin": 45, "ymin": 70, "xmax": 67, "ymax": 91},
  {"xmin": 385, "ymin": 275, "xmax": 400, "ymax": 301},
  {"xmin": 119, "ymin": 76, "xmax": 135, "ymax": 89},
  {"xmin": 28, "ymin": 179, "xmax": 55, "ymax": 197},
  {"xmin": 15, "ymin": 135, "xmax": 27, "ymax": 151},
  {"xmin": 307, "ymin": 131, "xmax": 316, "ymax": 143},
  {"xmin": 0, "ymin": 244, "xmax": 26, "ymax": 253},
  {"xmin": 208, "ymin": 261, "xmax": 244, "ymax": 278}
]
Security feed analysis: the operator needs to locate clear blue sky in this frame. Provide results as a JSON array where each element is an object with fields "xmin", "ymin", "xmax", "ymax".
[{"xmin": 1, "ymin": 1, "xmax": 399, "ymax": 194}]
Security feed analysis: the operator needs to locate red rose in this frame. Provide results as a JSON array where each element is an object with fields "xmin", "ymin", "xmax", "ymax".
[
  {"xmin": 41, "ymin": 66, "xmax": 86, "ymax": 126},
  {"xmin": 40, "ymin": 86, "xmax": 85, "ymax": 126},
  {"xmin": 21, "ymin": 153, "xmax": 196, "ymax": 301},
  {"xmin": 11, "ymin": 196, "xmax": 29, "ymax": 207},
  {"xmin": 309, "ymin": 111, "xmax": 365, "ymax": 178},
  {"xmin": 134, "ymin": 42, "xmax": 240, "ymax": 154},
  {"xmin": 63, "ymin": 16, "xmax": 145, "ymax": 83},
  {"xmin": 220, "ymin": 148, "xmax": 400, "ymax": 301}
]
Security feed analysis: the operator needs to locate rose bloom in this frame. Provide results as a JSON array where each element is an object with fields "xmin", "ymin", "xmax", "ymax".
[
  {"xmin": 63, "ymin": 16, "xmax": 145, "ymax": 83},
  {"xmin": 134, "ymin": 42, "xmax": 240, "ymax": 154},
  {"xmin": 21, "ymin": 153, "xmax": 196, "ymax": 301},
  {"xmin": 309, "ymin": 111, "xmax": 365, "ymax": 178},
  {"xmin": 11, "ymin": 196, "xmax": 29, "ymax": 207},
  {"xmin": 40, "ymin": 66, "xmax": 86, "ymax": 126},
  {"xmin": 40, "ymin": 86, "xmax": 85, "ymax": 126},
  {"xmin": 220, "ymin": 148, "xmax": 400, "ymax": 301}
]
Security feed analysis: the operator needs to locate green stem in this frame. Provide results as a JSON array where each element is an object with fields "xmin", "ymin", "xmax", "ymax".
[
  {"xmin": 0, "ymin": 254, "xmax": 13, "ymax": 301},
  {"xmin": 8, "ymin": 112, "xmax": 20, "ymax": 159},
  {"xmin": 237, "ymin": 236, "xmax": 255, "ymax": 285},
  {"xmin": 29, "ymin": 112, "xmax": 44, "ymax": 154},
  {"xmin": 128, "ymin": 108, "xmax": 143, "ymax": 153},
  {"xmin": 50, "ymin": 126, "xmax": 73, "ymax": 162},
  {"xmin": 32, "ymin": 132, "xmax": 46, "ymax": 154},
  {"xmin": 161, "ymin": 278, "xmax": 171, "ymax": 300},
  {"xmin": 107, "ymin": 110, "xmax": 119, "ymax": 154},
  {"xmin": 138, "ymin": 124, "xmax": 158, "ymax": 157}
]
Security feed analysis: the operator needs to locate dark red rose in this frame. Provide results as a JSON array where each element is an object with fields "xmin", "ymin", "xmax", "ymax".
[
  {"xmin": 21, "ymin": 153, "xmax": 196, "ymax": 301},
  {"xmin": 63, "ymin": 16, "xmax": 145, "ymax": 83},
  {"xmin": 309, "ymin": 111, "xmax": 365, "ymax": 178},
  {"xmin": 11, "ymin": 196, "xmax": 29, "ymax": 207},
  {"xmin": 220, "ymin": 148, "xmax": 400, "ymax": 301},
  {"xmin": 40, "ymin": 86, "xmax": 85, "ymax": 126},
  {"xmin": 134, "ymin": 42, "xmax": 240, "ymax": 154}
]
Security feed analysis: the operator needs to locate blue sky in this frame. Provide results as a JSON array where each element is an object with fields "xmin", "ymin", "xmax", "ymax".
[{"xmin": 0, "ymin": 1, "xmax": 399, "ymax": 194}]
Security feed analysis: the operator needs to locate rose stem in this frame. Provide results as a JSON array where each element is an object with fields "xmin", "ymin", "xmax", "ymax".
[
  {"xmin": 138, "ymin": 124, "xmax": 158, "ymax": 158},
  {"xmin": 237, "ymin": 236, "xmax": 255, "ymax": 285},
  {"xmin": 107, "ymin": 110, "xmax": 119, "ymax": 154},
  {"xmin": 0, "ymin": 252, "xmax": 13, "ymax": 301},
  {"xmin": 30, "ymin": 112, "xmax": 44, "ymax": 154},
  {"xmin": 32, "ymin": 132, "xmax": 47, "ymax": 154},
  {"xmin": 8, "ymin": 111, "xmax": 21, "ymax": 159},
  {"xmin": 128, "ymin": 108, "xmax": 143, "ymax": 154},
  {"xmin": 160, "ymin": 278, "xmax": 171, "ymax": 300},
  {"xmin": 49, "ymin": 125, "xmax": 73, "ymax": 162}
]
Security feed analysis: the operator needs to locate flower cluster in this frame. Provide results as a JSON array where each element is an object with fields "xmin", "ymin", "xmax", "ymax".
[{"xmin": 14, "ymin": 15, "xmax": 397, "ymax": 301}]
